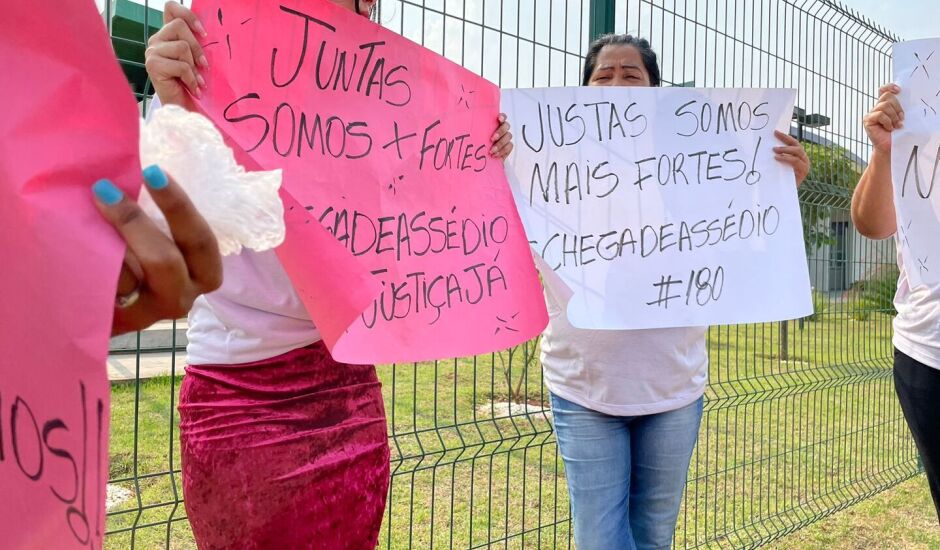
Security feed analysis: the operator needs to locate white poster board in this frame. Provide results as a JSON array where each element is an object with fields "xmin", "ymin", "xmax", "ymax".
[
  {"xmin": 892, "ymin": 39, "xmax": 940, "ymax": 288},
  {"xmin": 502, "ymin": 86, "xmax": 813, "ymax": 330}
]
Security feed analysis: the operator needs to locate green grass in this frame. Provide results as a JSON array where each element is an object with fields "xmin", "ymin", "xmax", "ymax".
[
  {"xmin": 105, "ymin": 313, "xmax": 924, "ymax": 549},
  {"xmin": 107, "ymin": 375, "xmax": 193, "ymax": 549}
]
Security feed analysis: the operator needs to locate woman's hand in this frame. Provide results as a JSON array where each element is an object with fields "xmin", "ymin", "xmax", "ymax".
[
  {"xmin": 864, "ymin": 83, "xmax": 904, "ymax": 154},
  {"xmin": 491, "ymin": 114, "xmax": 514, "ymax": 160},
  {"xmin": 144, "ymin": 1, "xmax": 209, "ymax": 110},
  {"xmin": 93, "ymin": 165, "xmax": 222, "ymax": 336},
  {"xmin": 773, "ymin": 130, "xmax": 811, "ymax": 187}
]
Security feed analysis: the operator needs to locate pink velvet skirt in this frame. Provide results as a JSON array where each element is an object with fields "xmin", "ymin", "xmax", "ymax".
[{"xmin": 178, "ymin": 342, "xmax": 390, "ymax": 549}]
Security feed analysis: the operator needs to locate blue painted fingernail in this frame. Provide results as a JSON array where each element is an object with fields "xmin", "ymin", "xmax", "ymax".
[
  {"xmin": 92, "ymin": 179, "xmax": 124, "ymax": 205},
  {"xmin": 143, "ymin": 165, "xmax": 168, "ymax": 190}
]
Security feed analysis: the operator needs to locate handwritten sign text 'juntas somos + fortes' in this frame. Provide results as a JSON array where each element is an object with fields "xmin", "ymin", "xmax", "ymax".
[{"xmin": 193, "ymin": 0, "xmax": 548, "ymax": 363}]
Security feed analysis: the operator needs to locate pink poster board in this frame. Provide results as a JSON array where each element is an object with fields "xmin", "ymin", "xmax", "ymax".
[{"xmin": 0, "ymin": 2, "xmax": 141, "ymax": 549}]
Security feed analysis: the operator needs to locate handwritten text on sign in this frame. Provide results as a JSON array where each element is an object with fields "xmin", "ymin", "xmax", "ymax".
[
  {"xmin": 503, "ymin": 87, "xmax": 813, "ymax": 329},
  {"xmin": 193, "ymin": 0, "xmax": 547, "ymax": 363},
  {"xmin": 0, "ymin": 0, "xmax": 140, "ymax": 547},
  {"xmin": 892, "ymin": 39, "xmax": 940, "ymax": 288}
]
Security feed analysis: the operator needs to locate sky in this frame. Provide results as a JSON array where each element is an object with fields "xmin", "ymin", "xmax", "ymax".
[
  {"xmin": 110, "ymin": 0, "xmax": 937, "ymax": 42},
  {"xmin": 844, "ymin": 0, "xmax": 939, "ymax": 40},
  {"xmin": 111, "ymin": 1, "xmax": 939, "ymax": 46},
  {"xmin": 105, "ymin": 0, "xmax": 925, "ymax": 161}
]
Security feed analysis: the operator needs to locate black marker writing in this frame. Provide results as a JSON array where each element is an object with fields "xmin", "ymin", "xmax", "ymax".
[
  {"xmin": 684, "ymin": 266, "xmax": 725, "ymax": 306},
  {"xmin": 521, "ymin": 101, "xmax": 647, "ymax": 153},
  {"xmin": 646, "ymin": 266, "xmax": 725, "ymax": 309},
  {"xmin": 382, "ymin": 121, "xmax": 418, "ymax": 160},
  {"xmin": 223, "ymin": 94, "xmax": 374, "ymax": 160},
  {"xmin": 270, "ymin": 6, "xmax": 335, "ymax": 88},
  {"xmin": 12, "ymin": 396, "xmax": 42, "ymax": 481},
  {"xmin": 912, "ymin": 51, "xmax": 935, "ymax": 79},
  {"xmin": 901, "ymin": 144, "xmax": 940, "ymax": 199},
  {"xmin": 674, "ymin": 100, "xmax": 770, "ymax": 137},
  {"xmin": 311, "ymin": 205, "xmax": 509, "ymax": 261},
  {"xmin": 361, "ymin": 260, "xmax": 508, "ymax": 328},
  {"xmin": 529, "ymin": 160, "xmax": 619, "ymax": 205},
  {"xmin": 0, "ymin": 381, "xmax": 103, "ymax": 547},
  {"xmin": 271, "ymin": 5, "xmax": 412, "ymax": 106},
  {"xmin": 632, "ymin": 139, "xmax": 762, "ymax": 190},
  {"xmin": 646, "ymin": 274, "xmax": 684, "ymax": 308},
  {"xmin": 418, "ymin": 120, "xmax": 488, "ymax": 173},
  {"xmin": 536, "ymin": 204, "xmax": 780, "ymax": 269}
]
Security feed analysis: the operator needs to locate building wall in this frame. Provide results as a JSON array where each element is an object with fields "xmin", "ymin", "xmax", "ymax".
[{"xmin": 809, "ymin": 213, "xmax": 897, "ymax": 294}]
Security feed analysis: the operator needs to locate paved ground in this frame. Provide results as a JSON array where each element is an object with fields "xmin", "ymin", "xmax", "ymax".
[
  {"xmin": 108, "ymin": 319, "xmax": 186, "ymax": 382},
  {"xmin": 107, "ymin": 350, "xmax": 185, "ymax": 382}
]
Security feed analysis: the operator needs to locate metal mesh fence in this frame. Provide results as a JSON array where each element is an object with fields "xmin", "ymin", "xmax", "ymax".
[{"xmin": 101, "ymin": 0, "xmax": 919, "ymax": 548}]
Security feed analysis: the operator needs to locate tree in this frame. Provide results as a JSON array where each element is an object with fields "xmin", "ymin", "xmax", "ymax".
[{"xmin": 799, "ymin": 142, "xmax": 863, "ymax": 253}]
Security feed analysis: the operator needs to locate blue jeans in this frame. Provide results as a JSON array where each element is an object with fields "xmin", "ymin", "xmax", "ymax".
[{"xmin": 550, "ymin": 393, "xmax": 704, "ymax": 550}]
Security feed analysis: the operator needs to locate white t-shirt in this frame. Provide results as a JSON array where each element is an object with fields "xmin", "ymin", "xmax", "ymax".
[
  {"xmin": 893, "ymin": 246, "xmax": 940, "ymax": 370},
  {"xmin": 186, "ymin": 250, "xmax": 321, "ymax": 365},
  {"xmin": 540, "ymin": 280, "xmax": 708, "ymax": 417},
  {"xmin": 147, "ymin": 98, "xmax": 320, "ymax": 366}
]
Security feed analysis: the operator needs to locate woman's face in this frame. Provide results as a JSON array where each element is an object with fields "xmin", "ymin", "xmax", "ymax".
[
  {"xmin": 587, "ymin": 45, "xmax": 652, "ymax": 88},
  {"xmin": 330, "ymin": 0, "xmax": 376, "ymax": 17}
]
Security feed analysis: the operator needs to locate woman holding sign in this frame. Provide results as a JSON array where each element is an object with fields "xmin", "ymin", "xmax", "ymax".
[
  {"xmin": 530, "ymin": 34, "xmax": 811, "ymax": 550},
  {"xmin": 145, "ymin": 1, "xmax": 515, "ymax": 548},
  {"xmin": 852, "ymin": 83, "xmax": 940, "ymax": 523}
]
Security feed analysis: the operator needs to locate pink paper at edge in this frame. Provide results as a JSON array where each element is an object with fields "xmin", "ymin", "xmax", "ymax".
[
  {"xmin": 0, "ymin": 3, "xmax": 140, "ymax": 548},
  {"xmin": 193, "ymin": 0, "xmax": 548, "ymax": 364}
]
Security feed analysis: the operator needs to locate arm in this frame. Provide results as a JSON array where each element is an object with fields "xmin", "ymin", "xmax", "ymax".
[
  {"xmin": 852, "ymin": 150, "xmax": 896, "ymax": 240},
  {"xmin": 851, "ymin": 84, "xmax": 904, "ymax": 240}
]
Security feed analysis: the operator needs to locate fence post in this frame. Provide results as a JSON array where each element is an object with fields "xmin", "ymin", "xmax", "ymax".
[{"xmin": 589, "ymin": 0, "xmax": 615, "ymax": 40}]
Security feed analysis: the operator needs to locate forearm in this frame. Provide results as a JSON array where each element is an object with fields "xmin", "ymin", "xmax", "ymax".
[{"xmin": 851, "ymin": 149, "xmax": 897, "ymax": 240}]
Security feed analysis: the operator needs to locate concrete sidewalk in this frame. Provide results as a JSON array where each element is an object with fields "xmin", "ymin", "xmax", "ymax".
[
  {"xmin": 109, "ymin": 319, "xmax": 187, "ymax": 352},
  {"xmin": 108, "ymin": 319, "xmax": 187, "ymax": 382}
]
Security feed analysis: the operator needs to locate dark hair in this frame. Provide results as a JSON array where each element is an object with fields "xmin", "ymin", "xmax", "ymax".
[{"xmin": 582, "ymin": 34, "xmax": 661, "ymax": 87}]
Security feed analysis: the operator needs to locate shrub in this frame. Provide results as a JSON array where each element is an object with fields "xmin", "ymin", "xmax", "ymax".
[{"xmin": 852, "ymin": 265, "xmax": 900, "ymax": 319}]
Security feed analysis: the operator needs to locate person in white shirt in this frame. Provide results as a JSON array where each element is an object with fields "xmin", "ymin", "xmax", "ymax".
[
  {"xmin": 851, "ymin": 82, "xmax": 940, "ymax": 524},
  {"xmin": 145, "ymin": 1, "xmax": 515, "ymax": 547},
  {"xmin": 539, "ymin": 34, "xmax": 810, "ymax": 550}
]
